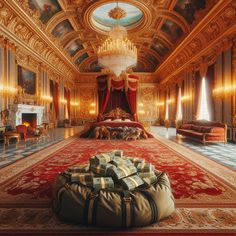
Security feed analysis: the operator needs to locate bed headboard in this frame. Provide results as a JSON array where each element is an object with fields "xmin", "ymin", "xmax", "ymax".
[{"xmin": 102, "ymin": 108, "xmax": 132, "ymax": 120}]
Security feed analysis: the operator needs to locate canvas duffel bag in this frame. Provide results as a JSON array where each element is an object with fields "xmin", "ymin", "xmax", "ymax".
[{"xmin": 52, "ymin": 171, "xmax": 175, "ymax": 227}]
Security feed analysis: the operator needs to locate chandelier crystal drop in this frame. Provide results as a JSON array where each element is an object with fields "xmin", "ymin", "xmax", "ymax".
[{"xmin": 97, "ymin": 4, "xmax": 137, "ymax": 77}]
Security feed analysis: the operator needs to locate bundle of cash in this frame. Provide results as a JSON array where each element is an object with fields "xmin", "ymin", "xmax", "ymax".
[
  {"xmin": 142, "ymin": 174, "xmax": 157, "ymax": 185},
  {"xmin": 90, "ymin": 153, "xmax": 113, "ymax": 166},
  {"xmin": 90, "ymin": 163, "xmax": 116, "ymax": 175},
  {"xmin": 70, "ymin": 172, "xmax": 94, "ymax": 186},
  {"xmin": 67, "ymin": 164, "xmax": 89, "ymax": 173},
  {"xmin": 111, "ymin": 150, "xmax": 123, "ymax": 158},
  {"xmin": 121, "ymin": 175, "xmax": 144, "ymax": 190},
  {"xmin": 127, "ymin": 157, "xmax": 145, "ymax": 167},
  {"xmin": 111, "ymin": 157, "xmax": 133, "ymax": 167},
  {"xmin": 107, "ymin": 164, "xmax": 137, "ymax": 180},
  {"xmin": 93, "ymin": 177, "xmax": 114, "ymax": 189},
  {"xmin": 137, "ymin": 163, "xmax": 155, "ymax": 173},
  {"xmin": 138, "ymin": 171, "xmax": 155, "ymax": 178}
]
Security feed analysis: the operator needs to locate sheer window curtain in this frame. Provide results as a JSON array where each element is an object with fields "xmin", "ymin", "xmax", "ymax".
[
  {"xmin": 176, "ymin": 85, "xmax": 182, "ymax": 121},
  {"xmin": 165, "ymin": 90, "xmax": 169, "ymax": 120},
  {"xmin": 197, "ymin": 64, "xmax": 214, "ymax": 121}
]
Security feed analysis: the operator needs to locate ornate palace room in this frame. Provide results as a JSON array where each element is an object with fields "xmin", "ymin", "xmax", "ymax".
[{"xmin": 0, "ymin": 0, "xmax": 235, "ymax": 235}]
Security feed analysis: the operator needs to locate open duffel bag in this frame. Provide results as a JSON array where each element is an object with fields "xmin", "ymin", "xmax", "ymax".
[{"xmin": 52, "ymin": 171, "xmax": 175, "ymax": 227}]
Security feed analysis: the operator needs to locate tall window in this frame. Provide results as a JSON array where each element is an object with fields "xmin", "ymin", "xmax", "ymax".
[
  {"xmin": 176, "ymin": 86, "xmax": 182, "ymax": 120},
  {"xmin": 165, "ymin": 101, "xmax": 169, "ymax": 120},
  {"xmin": 197, "ymin": 77, "xmax": 210, "ymax": 121}
]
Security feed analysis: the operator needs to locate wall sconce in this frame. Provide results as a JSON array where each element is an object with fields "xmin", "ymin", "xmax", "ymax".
[
  {"xmin": 60, "ymin": 99, "xmax": 67, "ymax": 104},
  {"xmin": 156, "ymin": 102, "xmax": 164, "ymax": 106},
  {"xmin": 213, "ymin": 85, "xmax": 236, "ymax": 96},
  {"xmin": 41, "ymin": 95, "xmax": 53, "ymax": 102},
  {"xmin": 181, "ymin": 95, "xmax": 191, "ymax": 101},
  {"xmin": 138, "ymin": 110, "xmax": 145, "ymax": 114},
  {"xmin": 0, "ymin": 84, "xmax": 17, "ymax": 95},
  {"xmin": 89, "ymin": 110, "xmax": 96, "ymax": 114},
  {"xmin": 166, "ymin": 99, "xmax": 172, "ymax": 104},
  {"xmin": 89, "ymin": 102, "xmax": 96, "ymax": 114},
  {"xmin": 70, "ymin": 101, "xmax": 79, "ymax": 106},
  {"xmin": 138, "ymin": 103, "xmax": 144, "ymax": 107}
]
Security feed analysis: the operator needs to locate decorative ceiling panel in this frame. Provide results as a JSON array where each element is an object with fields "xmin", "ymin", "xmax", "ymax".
[{"xmin": 13, "ymin": 0, "xmax": 217, "ymax": 74}]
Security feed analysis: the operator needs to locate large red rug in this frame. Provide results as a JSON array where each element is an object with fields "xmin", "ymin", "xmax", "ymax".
[{"xmin": 0, "ymin": 138, "xmax": 235, "ymax": 235}]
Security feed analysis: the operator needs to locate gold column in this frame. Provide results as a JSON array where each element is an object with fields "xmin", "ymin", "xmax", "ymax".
[
  {"xmin": 232, "ymin": 38, "xmax": 236, "ymax": 126},
  {"xmin": 2, "ymin": 38, "xmax": 8, "ymax": 110}
]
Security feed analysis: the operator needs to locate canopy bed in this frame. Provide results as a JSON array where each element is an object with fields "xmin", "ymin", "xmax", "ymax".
[{"xmin": 80, "ymin": 73, "xmax": 153, "ymax": 139}]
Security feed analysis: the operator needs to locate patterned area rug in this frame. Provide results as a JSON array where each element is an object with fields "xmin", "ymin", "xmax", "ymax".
[{"xmin": 0, "ymin": 138, "xmax": 235, "ymax": 234}]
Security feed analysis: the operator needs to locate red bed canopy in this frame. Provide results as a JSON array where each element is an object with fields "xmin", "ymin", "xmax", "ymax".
[{"xmin": 97, "ymin": 73, "xmax": 139, "ymax": 121}]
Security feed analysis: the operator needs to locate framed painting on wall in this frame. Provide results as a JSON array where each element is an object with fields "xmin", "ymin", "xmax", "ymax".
[{"xmin": 17, "ymin": 66, "xmax": 36, "ymax": 95}]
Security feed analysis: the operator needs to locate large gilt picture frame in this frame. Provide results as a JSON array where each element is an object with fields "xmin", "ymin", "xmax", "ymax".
[{"xmin": 17, "ymin": 65, "xmax": 36, "ymax": 95}]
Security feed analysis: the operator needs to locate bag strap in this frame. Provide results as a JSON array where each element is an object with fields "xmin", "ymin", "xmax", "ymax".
[
  {"xmin": 140, "ymin": 191, "xmax": 158, "ymax": 224},
  {"xmin": 84, "ymin": 188, "xmax": 100, "ymax": 225},
  {"xmin": 122, "ymin": 191, "xmax": 134, "ymax": 227}
]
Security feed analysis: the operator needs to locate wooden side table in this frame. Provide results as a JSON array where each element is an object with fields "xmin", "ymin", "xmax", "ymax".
[{"xmin": 4, "ymin": 132, "xmax": 20, "ymax": 145}]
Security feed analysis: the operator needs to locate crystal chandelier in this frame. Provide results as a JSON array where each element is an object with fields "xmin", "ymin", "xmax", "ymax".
[{"xmin": 97, "ymin": 3, "xmax": 137, "ymax": 77}]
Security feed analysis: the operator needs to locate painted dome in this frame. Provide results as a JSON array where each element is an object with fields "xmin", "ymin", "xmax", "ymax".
[{"xmin": 92, "ymin": 2, "xmax": 143, "ymax": 31}]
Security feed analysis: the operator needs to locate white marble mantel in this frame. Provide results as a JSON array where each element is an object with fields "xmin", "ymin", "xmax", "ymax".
[{"xmin": 10, "ymin": 104, "xmax": 45, "ymax": 128}]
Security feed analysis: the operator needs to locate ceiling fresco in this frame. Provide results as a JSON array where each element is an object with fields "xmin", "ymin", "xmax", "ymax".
[
  {"xmin": 75, "ymin": 53, "xmax": 89, "ymax": 67},
  {"xmin": 92, "ymin": 2, "xmax": 143, "ymax": 30},
  {"xmin": 19, "ymin": 0, "xmax": 216, "ymax": 73},
  {"xmin": 52, "ymin": 19, "xmax": 74, "ymax": 38},
  {"xmin": 65, "ymin": 39, "xmax": 84, "ymax": 57},
  {"xmin": 28, "ymin": 0, "xmax": 62, "ymax": 24},
  {"xmin": 174, "ymin": 0, "xmax": 206, "ymax": 24},
  {"xmin": 161, "ymin": 19, "xmax": 184, "ymax": 43},
  {"xmin": 151, "ymin": 39, "xmax": 170, "ymax": 57}
]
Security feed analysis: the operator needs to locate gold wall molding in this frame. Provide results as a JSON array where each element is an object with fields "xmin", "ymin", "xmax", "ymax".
[
  {"xmin": 157, "ymin": 0, "xmax": 236, "ymax": 85},
  {"xmin": 0, "ymin": 0, "xmax": 77, "ymax": 82},
  {"xmin": 75, "ymin": 73, "xmax": 159, "ymax": 84}
]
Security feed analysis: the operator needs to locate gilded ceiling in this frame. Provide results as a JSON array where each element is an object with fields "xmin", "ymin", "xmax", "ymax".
[{"xmin": 16, "ymin": 0, "xmax": 216, "ymax": 73}]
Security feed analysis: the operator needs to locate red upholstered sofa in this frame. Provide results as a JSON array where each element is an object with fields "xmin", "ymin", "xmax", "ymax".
[{"xmin": 176, "ymin": 120, "xmax": 227, "ymax": 144}]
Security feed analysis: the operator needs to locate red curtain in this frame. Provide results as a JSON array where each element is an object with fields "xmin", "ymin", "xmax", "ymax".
[
  {"xmin": 53, "ymin": 82, "xmax": 59, "ymax": 119},
  {"xmin": 97, "ymin": 74, "xmax": 139, "ymax": 121},
  {"xmin": 125, "ymin": 89, "xmax": 137, "ymax": 121},
  {"xmin": 105, "ymin": 89, "xmax": 130, "ymax": 114},
  {"xmin": 97, "ymin": 75, "xmax": 110, "ymax": 120}
]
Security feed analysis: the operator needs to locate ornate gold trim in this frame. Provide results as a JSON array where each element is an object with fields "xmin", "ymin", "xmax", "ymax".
[
  {"xmin": 156, "ymin": 1, "xmax": 236, "ymax": 85},
  {"xmin": 82, "ymin": 0, "xmax": 153, "ymax": 35}
]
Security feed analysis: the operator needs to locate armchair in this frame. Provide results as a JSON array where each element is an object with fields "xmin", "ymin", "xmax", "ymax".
[{"xmin": 16, "ymin": 125, "xmax": 39, "ymax": 142}]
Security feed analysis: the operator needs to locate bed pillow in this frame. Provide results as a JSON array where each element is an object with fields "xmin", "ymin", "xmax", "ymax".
[
  {"xmin": 124, "ymin": 119, "xmax": 131, "ymax": 122},
  {"xmin": 113, "ymin": 119, "xmax": 122, "ymax": 122},
  {"xmin": 104, "ymin": 119, "xmax": 111, "ymax": 122}
]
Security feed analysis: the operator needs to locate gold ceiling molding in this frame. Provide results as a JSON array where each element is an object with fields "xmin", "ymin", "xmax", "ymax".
[
  {"xmin": 1, "ymin": 0, "xmax": 220, "ymax": 75},
  {"xmin": 79, "ymin": 56, "xmax": 98, "ymax": 72},
  {"xmin": 155, "ymin": 9, "xmax": 190, "ymax": 34},
  {"xmin": 82, "ymin": 0, "xmax": 153, "ymax": 35},
  {"xmin": 61, "ymin": 32, "xmax": 84, "ymax": 48},
  {"xmin": 156, "ymin": 0, "xmax": 236, "ymax": 85},
  {"xmin": 154, "ymin": 32, "xmax": 174, "ymax": 48},
  {"xmin": 8, "ymin": 0, "xmax": 78, "ymax": 77},
  {"xmin": 46, "ymin": 11, "xmax": 77, "ymax": 33}
]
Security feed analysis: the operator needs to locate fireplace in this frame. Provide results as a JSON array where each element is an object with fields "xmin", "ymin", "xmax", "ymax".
[
  {"xmin": 9, "ymin": 104, "xmax": 45, "ymax": 128},
  {"xmin": 22, "ymin": 113, "xmax": 37, "ymax": 128}
]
